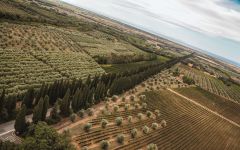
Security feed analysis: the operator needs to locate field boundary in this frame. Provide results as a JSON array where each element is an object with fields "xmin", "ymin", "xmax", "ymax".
[{"xmin": 167, "ymin": 88, "xmax": 240, "ymax": 128}]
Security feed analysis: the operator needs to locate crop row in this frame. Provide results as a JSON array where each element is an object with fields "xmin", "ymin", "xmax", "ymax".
[{"xmin": 178, "ymin": 64, "xmax": 240, "ymax": 103}]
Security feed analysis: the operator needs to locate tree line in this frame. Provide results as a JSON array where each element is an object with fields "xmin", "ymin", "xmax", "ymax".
[{"xmin": 0, "ymin": 54, "xmax": 191, "ymax": 134}]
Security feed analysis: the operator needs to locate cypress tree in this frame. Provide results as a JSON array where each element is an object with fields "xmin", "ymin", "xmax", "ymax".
[
  {"xmin": 32, "ymin": 98, "xmax": 44, "ymax": 124},
  {"xmin": 60, "ymin": 88, "xmax": 70, "ymax": 117},
  {"xmin": 41, "ymin": 95, "xmax": 49, "ymax": 121},
  {"xmin": 50, "ymin": 101, "xmax": 60, "ymax": 122},
  {"xmin": 22, "ymin": 88, "xmax": 34, "ymax": 109},
  {"xmin": 5, "ymin": 96, "xmax": 16, "ymax": 115},
  {"xmin": 0, "ymin": 89, "xmax": 5, "ymax": 113},
  {"xmin": 14, "ymin": 105, "xmax": 27, "ymax": 135},
  {"xmin": 72, "ymin": 88, "xmax": 80, "ymax": 112},
  {"xmin": 85, "ymin": 75, "xmax": 91, "ymax": 86}
]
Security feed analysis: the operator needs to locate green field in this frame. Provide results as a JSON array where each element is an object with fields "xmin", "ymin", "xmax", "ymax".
[{"xmin": 101, "ymin": 56, "xmax": 169, "ymax": 73}]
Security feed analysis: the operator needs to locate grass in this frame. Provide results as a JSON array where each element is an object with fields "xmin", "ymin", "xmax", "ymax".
[{"xmin": 101, "ymin": 56, "xmax": 169, "ymax": 73}]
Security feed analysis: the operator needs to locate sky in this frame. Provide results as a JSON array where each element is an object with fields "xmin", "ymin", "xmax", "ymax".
[{"xmin": 61, "ymin": 0, "xmax": 240, "ymax": 65}]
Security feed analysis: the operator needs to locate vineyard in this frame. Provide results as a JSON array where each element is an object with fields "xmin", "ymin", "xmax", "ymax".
[
  {"xmin": 68, "ymin": 89, "xmax": 240, "ymax": 150},
  {"xmin": 177, "ymin": 64, "xmax": 240, "ymax": 103},
  {"xmin": 175, "ymin": 87, "xmax": 240, "ymax": 124}
]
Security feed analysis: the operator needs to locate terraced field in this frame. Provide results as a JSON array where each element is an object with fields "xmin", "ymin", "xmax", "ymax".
[
  {"xmin": 69, "ymin": 90, "xmax": 240, "ymax": 150},
  {"xmin": 177, "ymin": 64, "xmax": 240, "ymax": 103}
]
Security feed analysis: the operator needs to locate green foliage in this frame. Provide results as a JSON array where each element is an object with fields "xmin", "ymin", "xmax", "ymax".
[
  {"xmin": 70, "ymin": 113, "xmax": 76, "ymax": 122},
  {"xmin": 32, "ymin": 97, "xmax": 44, "ymax": 124},
  {"xmin": 124, "ymin": 104, "xmax": 130, "ymax": 111},
  {"xmin": 100, "ymin": 140, "xmax": 110, "ymax": 150},
  {"xmin": 115, "ymin": 117, "xmax": 123, "ymax": 126},
  {"xmin": 151, "ymin": 123, "xmax": 159, "ymax": 130},
  {"xmin": 147, "ymin": 143, "xmax": 158, "ymax": 150},
  {"xmin": 113, "ymin": 105, "xmax": 119, "ymax": 112},
  {"xmin": 42, "ymin": 95, "xmax": 49, "ymax": 121},
  {"xmin": 146, "ymin": 111, "xmax": 153, "ymax": 118},
  {"xmin": 130, "ymin": 95, "xmax": 135, "ymax": 101},
  {"xmin": 47, "ymin": 101, "xmax": 61, "ymax": 124},
  {"xmin": 142, "ymin": 103, "xmax": 147, "ymax": 109},
  {"xmin": 101, "ymin": 119, "xmax": 108, "ymax": 128},
  {"xmin": 60, "ymin": 89, "xmax": 71, "ymax": 117},
  {"xmin": 173, "ymin": 68, "xmax": 180, "ymax": 77},
  {"xmin": 111, "ymin": 95, "xmax": 118, "ymax": 102},
  {"xmin": 161, "ymin": 120, "xmax": 167, "ymax": 127},
  {"xmin": 21, "ymin": 122, "xmax": 75, "ymax": 150},
  {"xmin": 116, "ymin": 134, "xmax": 124, "ymax": 144},
  {"xmin": 137, "ymin": 113, "xmax": 143, "ymax": 120},
  {"xmin": 22, "ymin": 88, "xmax": 34, "ymax": 109},
  {"xmin": 127, "ymin": 116, "xmax": 133, "ymax": 123},
  {"xmin": 131, "ymin": 128, "xmax": 138, "ymax": 138},
  {"xmin": 87, "ymin": 108, "xmax": 94, "ymax": 116},
  {"xmin": 77, "ymin": 109, "xmax": 85, "ymax": 118},
  {"xmin": 14, "ymin": 105, "xmax": 27, "ymax": 135},
  {"xmin": 182, "ymin": 76, "xmax": 195, "ymax": 85},
  {"xmin": 142, "ymin": 125, "xmax": 150, "ymax": 134},
  {"xmin": 0, "ymin": 141, "xmax": 18, "ymax": 150},
  {"xmin": 83, "ymin": 123, "xmax": 92, "ymax": 132}
]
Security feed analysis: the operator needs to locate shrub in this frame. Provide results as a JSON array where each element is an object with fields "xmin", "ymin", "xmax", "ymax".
[
  {"xmin": 113, "ymin": 105, "xmax": 119, "ymax": 112},
  {"xmin": 137, "ymin": 113, "xmax": 143, "ymax": 120},
  {"xmin": 124, "ymin": 104, "xmax": 130, "ymax": 111},
  {"xmin": 105, "ymin": 102, "xmax": 110, "ymax": 110},
  {"xmin": 139, "ymin": 95, "xmax": 146, "ymax": 101},
  {"xmin": 130, "ymin": 95, "xmax": 135, "ymax": 101},
  {"xmin": 101, "ymin": 108, "xmax": 111, "ymax": 115},
  {"xmin": 116, "ymin": 134, "xmax": 124, "ymax": 144},
  {"xmin": 111, "ymin": 95, "xmax": 118, "ymax": 102},
  {"xmin": 182, "ymin": 76, "xmax": 195, "ymax": 85},
  {"xmin": 154, "ymin": 110, "xmax": 160, "ymax": 116},
  {"xmin": 147, "ymin": 143, "xmax": 158, "ymax": 150},
  {"xmin": 131, "ymin": 128, "xmax": 138, "ymax": 138},
  {"xmin": 115, "ymin": 117, "xmax": 123, "ymax": 126},
  {"xmin": 142, "ymin": 125, "xmax": 150, "ymax": 134},
  {"xmin": 161, "ymin": 120, "xmax": 167, "ymax": 127},
  {"xmin": 83, "ymin": 123, "xmax": 92, "ymax": 132},
  {"xmin": 121, "ymin": 97, "xmax": 126, "ymax": 102},
  {"xmin": 135, "ymin": 103, "xmax": 140, "ymax": 109},
  {"xmin": 70, "ymin": 113, "xmax": 76, "ymax": 122},
  {"xmin": 142, "ymin": 103, "xmax": 147, "ymax": 109},
  {"xmin": 100, "ymin": 140, "xmax": 110, "ymax": 150},
  {"xmin": 101, "ymin": 119, "xmax": 108, "ymax": 128},
  {"xmin": 151, "ymin": 123, "xmax": 159, "ymax": 130},
  {"xmin": 127, "ymin": 116, "xmax": 133, "ymax": 123},
  {"xmin": 87, "ymin": 108, "xmax": 94, "ymax": 116},
  {"xmin": 77, "ymin": 109, "xmax": 85, "ymax": 118},
  {"xmin": 146, "ymin": 111, "xmax": 152, "ymax": 118},
  {"xmin": 82, "ymin": 146, "xmax": 89, "ymax": 150}
]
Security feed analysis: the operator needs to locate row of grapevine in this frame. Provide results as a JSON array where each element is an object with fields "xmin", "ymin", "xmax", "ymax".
[{"xmin": 178, "ymin": 64, "xmax": 240, "ymax": 103}]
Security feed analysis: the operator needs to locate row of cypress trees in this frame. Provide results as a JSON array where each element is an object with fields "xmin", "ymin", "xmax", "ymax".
[{"xmin": 10, "ymin": 54, "xmax": 191, "ymax": 134}]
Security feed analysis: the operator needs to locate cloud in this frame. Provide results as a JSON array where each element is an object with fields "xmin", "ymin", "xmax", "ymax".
[
  {"xmin": 61, "ymin": 0, "xmax": 240, "ymax": 64},
  {"xmin": 123, "ymin": 0, "xmax": 240, "ymax": 42}
]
